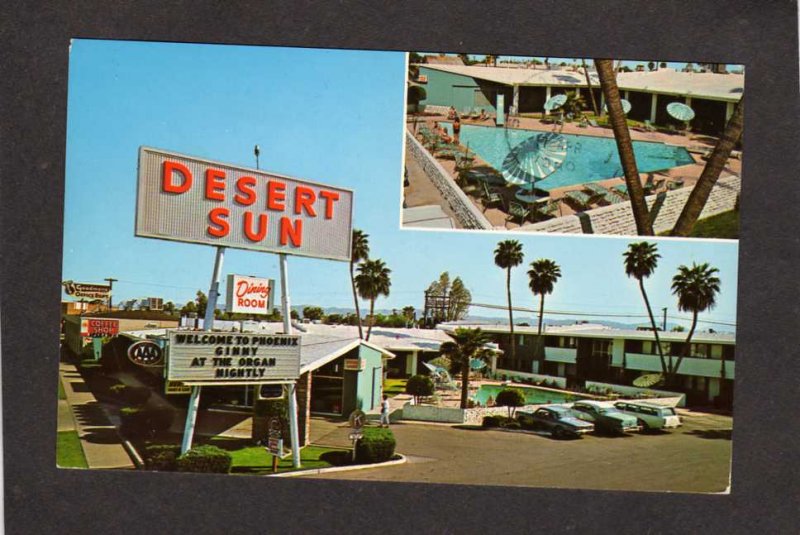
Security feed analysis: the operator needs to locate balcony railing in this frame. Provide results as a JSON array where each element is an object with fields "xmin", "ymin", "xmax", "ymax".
[{"xmin": 624, "ymin": 352, "xmax": 734, "ymax": 379}]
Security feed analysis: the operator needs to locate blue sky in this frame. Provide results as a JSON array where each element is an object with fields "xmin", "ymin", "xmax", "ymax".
[{"xmin": 63, "ymin": 40, "xmax": 739, "ymax": 332}]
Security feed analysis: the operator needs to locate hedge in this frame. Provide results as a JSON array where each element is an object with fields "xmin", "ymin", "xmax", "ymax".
[
  {"xmin": 355, "ymin": 427, "xmax": 396, "ymax": 464},
  {"xmin": 119, "ymin": 406, "xmax": 174, "ymax": 438},
  {"xmin": 144, "ymin": 444, "xmax": 182, "ymax": 471},
  {"xmin": 176, "ymin": 445, "xmax": 232, "ymax": 473},
  {"xmin": 109, "ymin": 384, "xmax": 152, "ymax": 406}
]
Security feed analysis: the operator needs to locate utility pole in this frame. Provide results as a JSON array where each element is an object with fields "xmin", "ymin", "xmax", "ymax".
[
  {"xmin": 104, "ymin": 277, "xmax": 117, "ymax": 311},
  {"xmin": 662, "ymin": 307, "xmax": 667, "ymax": 331},
  {"xmin": 254, "ymin": 145, "xmax": 260, "ymax": 170}
]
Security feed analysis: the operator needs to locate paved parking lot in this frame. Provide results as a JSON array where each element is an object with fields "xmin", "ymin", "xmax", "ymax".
[{"xmin": 309, "ymin": 410, "xmax": 732, "ymax": 493}]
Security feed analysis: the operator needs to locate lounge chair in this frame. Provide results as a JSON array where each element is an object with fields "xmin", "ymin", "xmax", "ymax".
[
  {"xmin": 643, "ymin": 120, "xmax": 657, "ymax": 132},
  {"xmin": 563, "ymin": 190, "xmax": 593, "ymax": 211},
  {"xmin": 612, "ymin": 183, "xmax": 629, "ymax": 198},
  {"xmin": 506, "ymin": 201, "xmax": 531, "ymax": 226},
  {"xmin": 667, "ymin": 178, "xmax": 685, "ymax": 190},
  {"xmin": 481, "ymin": 182, "xmax": 504, "ymax": 212},
  {"xmin": 584, "ymin": 183, "xmax": 627, "ymax": 205},
  {"xmin": 644, "ymin": 178, "xmax": 666, "ymax": 195},
  {"xmin": 588, "ymin": 119, "xmax": 599, "ymax": 128},
  {"xmin": 533, "ymin": 198, "xmax": 561, "ymax": 219},
  {"xmin": 470, "ymin": 108, "xmax": 480, "ymax": 120}
]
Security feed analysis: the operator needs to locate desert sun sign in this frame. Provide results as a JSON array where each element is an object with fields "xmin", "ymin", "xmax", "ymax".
[{"xmin": 136, "ymin": 147, "xmax": 353, "ymax": 261}]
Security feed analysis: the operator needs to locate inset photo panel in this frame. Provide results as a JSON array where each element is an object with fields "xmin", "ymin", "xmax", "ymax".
[{"xmin": 402, "ymin": 53, "xmax": 742, "ymax": 238}]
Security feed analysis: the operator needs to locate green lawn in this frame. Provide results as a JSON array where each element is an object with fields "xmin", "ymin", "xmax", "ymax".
[
  {"xmin": 383, "ymin": 379, "xmax": 408, "ymax": 397},
  {"xmin": 56, "ymin": 431, "xmax": 88, "ymax": 468},
  {"xmin": 58, "ymin": 379, "xmax": 66, "ymax": 400},
  {"xmin": 689, "ymin": 210, "xmax": 739, "ymax": 239}
]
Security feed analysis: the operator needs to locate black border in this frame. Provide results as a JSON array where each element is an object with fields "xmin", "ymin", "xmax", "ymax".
[{"xmin": 2, "ymin": 1, "xmax": 798, "ymax": 532}]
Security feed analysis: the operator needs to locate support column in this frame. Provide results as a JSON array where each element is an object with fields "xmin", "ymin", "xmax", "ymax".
[
  {"xmin": 295, "ymin": 371, "xmax": 312, "ymax": 446},
  {"xmin": 650, "ymin": 93, "xmax": 658, "ymax": 123},
  {"xmin": 726, "ymin": 101, "xmax": 735, "ymax": 121},
  {"xmin": 512, "ymin": 85, "xmax": 519, "ymax": 116},
  {"xmin": 544, "ymin": 86, "xmax": 552, "ymax": 115},
  {"xmin": 410, "ymin": 350, "xmax": 418, "ymax": 376},
  {"xmin": 624, "ymin": 90, "xmax": 630, "ymax": 101}
]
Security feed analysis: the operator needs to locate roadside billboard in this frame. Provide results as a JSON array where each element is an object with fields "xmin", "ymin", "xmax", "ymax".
[
  {"xmin": 167, "ymin": 331, "xmax": 301, "ymax": 385},
  {"xmin": 63, "ymin": 281, "xmax": 112, "ymax": 300},
  {"xmin": 136, "ymin": 147, "xmax": 353, "ymax": 261},
  {"xmin": 225, "ymin": 274, "xmax": 275, "ymax": 315}
]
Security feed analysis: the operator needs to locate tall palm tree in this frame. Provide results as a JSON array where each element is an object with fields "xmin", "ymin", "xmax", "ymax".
[
  {"xmin": 439, "ymin": 328, "xmax": 494, "ymax": 408},
  {"xmin": 623, "ymin": 242, "xmax": 668, "ymax": 376},
  {"xmin": 671, "ymin": 96, "xmax": 744, "ymax": 236},
  {"xmin": 528, "ymin": 259, "xmax": 562, "ymax": 370},
  {"xmin": 595, "ymin": 59, "xmax": 653, "ymax": 235},
  {"xmin": 354, "ymin": 258, "xmax": 391, "ymax": 341},
  {"xmin": 581, "ymin": 59, "xmax": 599, "ymax": 116},
  {"xmin": 494, "ymin": 240, "xmax": 524, "ymax": 363},
  {"xmin": 350, "ymin": 229, "xmax": 369, "ymax": 339},
  {"xmin": 670, "ymin": 262, "xmax": 721, "ymax": 382}
]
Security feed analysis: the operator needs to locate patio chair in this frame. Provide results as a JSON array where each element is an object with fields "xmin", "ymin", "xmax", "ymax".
[
  {"xmin": 612, "ymin": 183, "xmax": 628, "ymax": 198},
  {"xmin": 667, "ymin": 178, "xmax": 685, "ymax": 191},
  {"xmin": 584, "ymin": 183, "xmax": 626, "ymax": 206},
  {"xmin": 643, "ymin": 120, "xmax": 657, "ymax": 132},
  {"xmin": 563, "ymin": 190, "xmax": 593, "ymax": 211},
  {"xmin": 588, "ymin": 118, "xmax": 600, "ymax": 128},
  {"xmin": 481, "ymin": 181, "xmax": 504, "ymax": 212},
  {"xmin": 533, "ymin": 198, "xmax": 561, "ymax": 220},
  {"xmin": 506, "ymin": 201, "xmax": 531, "ymax": 226}
]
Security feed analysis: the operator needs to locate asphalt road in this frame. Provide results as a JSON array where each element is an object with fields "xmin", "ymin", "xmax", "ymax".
[{"xmin": 309, "ymin": 410, "xmax": 732, "ymax": 493}]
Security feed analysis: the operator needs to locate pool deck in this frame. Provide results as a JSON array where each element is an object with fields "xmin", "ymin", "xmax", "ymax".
[{"xmin": 404, "ymin": 113, "xmax": 741, "ymax": 231}]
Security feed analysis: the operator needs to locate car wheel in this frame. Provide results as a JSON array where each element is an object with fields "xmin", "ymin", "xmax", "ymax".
[
  {"xmin": 639, "ymin": 419, "xmax": 651, "ymax": 433},
  {"xmin": 552, "ymin": 426, "xmax": 565, "ymax": 439}
]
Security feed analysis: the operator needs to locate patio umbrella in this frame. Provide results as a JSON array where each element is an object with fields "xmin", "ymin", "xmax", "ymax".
[
  {"xmin": 501, "ymin": 132, "xmax": 568, "ymax": 192},
  {"xmin": 603, "ymin": 98, "xmax": 632, "ymax": 114},
  {"xmin": 469, "ymin": 358, "xmax": 487, "ymax": 371},
  {"xmin": 543, "ymin": 94, "xmax": 567, "ymax": 112},
  {"xmin": 667, "ymin": 102, "xmax": 695, "ymax": 121},
  {"xmin": 632, "ymin": 373, "xmax": 665, "ymax": 388}
]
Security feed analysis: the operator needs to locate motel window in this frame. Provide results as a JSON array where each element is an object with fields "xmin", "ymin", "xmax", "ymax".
[
  {"xmin": 710, "ymin": 345, "xmax": 723, "ymax": 360},
  {"xmin": 722, "ymin": 345, "xmax": 735, "ymax": 361},
  {"xmin": 691, "ymin": 343, "xmax": 710, "ymax": 358},
  {"xmin": 519, "ymin": 335, "xmax": 525, "ymax": 346},
  {"xmin": 591, "ymin": 340, "xmax": 611, "ymax": 357},
  {"xmin": 625, "ymin": 340, "xmax": 644, "ymax": 354}
]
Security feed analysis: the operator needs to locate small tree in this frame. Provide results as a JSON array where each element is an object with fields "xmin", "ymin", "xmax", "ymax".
[
  {"xmin": 495, "ymin": 388, "xmax": 526, "ymax": 418},
  {"xmin": 302, "ymin": 306, "xmax": 324, "ymax": 321},
  {"xmin": 405, "ymin": 374, "xmax": 435, "ymax": 405}
]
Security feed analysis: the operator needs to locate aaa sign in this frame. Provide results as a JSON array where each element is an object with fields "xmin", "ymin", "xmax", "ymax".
[{"xmin": 136, "ymin": 147, "xmax": 353, "ymax": 261}]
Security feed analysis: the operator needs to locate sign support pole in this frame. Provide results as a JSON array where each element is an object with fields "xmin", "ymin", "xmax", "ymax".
[
  {"xmin": 181, "ymin": 245, "xmax": 226, "ymax": 454},
  {"xmin": 280, "ymin": 253, "xmax": 302, "ymax": 468}
]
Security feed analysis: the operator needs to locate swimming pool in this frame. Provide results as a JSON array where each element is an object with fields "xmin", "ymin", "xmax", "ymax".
[
  {"xmin": 472, "ymin": 384, "xmax": 590, "ymax": 406},
  {"xmin": 440, "ymin": 123, "xmax": 695, "ymax": 191}
]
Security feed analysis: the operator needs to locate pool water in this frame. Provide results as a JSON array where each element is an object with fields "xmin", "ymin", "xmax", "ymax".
[
  {"xmin": 472, "ymin": 384, "xmax": 588, "ymax": 406},
  {"xmin": 441, "ymin": 123, "xmax": 695, "ymax": 191}
]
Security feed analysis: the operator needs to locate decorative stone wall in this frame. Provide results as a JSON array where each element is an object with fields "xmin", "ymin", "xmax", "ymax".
[
  {"xmin": 521, "ymin": 175, "xmax": 741, "ymax": 235},
  {"xmin": 405, "ymin": 133, "xmax": 493, "ymax": 230},
  {"xmin": 296, "ymin": 371, "xmax": 312, "ymax": 446}
]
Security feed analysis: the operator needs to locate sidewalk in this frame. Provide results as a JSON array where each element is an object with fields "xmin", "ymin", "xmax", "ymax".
[{"xmin": 58, "ymin": 360, "xmax": 135, "ymax": 469}]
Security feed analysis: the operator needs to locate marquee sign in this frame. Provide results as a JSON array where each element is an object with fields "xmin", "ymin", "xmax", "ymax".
[
  {"xmin": 80, "ymin": 318, "xmax": 119, "ymax": 337},
  {"xmin": 167, "ymin": 331, "xmax": 301, "ymax": 385},
  {"xmin": 136, "ymin": 147, "xmax": 353, "ymax": 261},
  {"xmin": 225, "ymin": 275, "xmax": 275, "ymax": 315},
  {"xmin": 63, "ymin": 281, "xmax": 112, "ymax": 300}
]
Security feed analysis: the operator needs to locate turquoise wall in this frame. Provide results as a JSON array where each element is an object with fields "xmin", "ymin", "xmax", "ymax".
[
  {"xmin": 341, "ymin": 345, "xmax": 386, "ymax": 413},
  {"xmin": 419, "ymin": 67, "xmax": 506, "ymax": 114}
]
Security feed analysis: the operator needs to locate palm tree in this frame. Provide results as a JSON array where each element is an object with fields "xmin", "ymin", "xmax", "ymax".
[
  {"xmin": 580, "ymin": 59, "xmax": 599, "ymax": 116},
  {"xmin": 439, "ymin": 328, "xmax": 494, "ymax": 408},
  {"xmin": 350, "ymin": 229, "xmax": 369, "ymax": 339},
  {"xmin": 670, "ymin": 262, "xmax": 721, "ymax": 382},
  {"xmin": 354, "ymin": 259, "xmax": 391, "ymax": 341},
  {"xmin": 670, "ymin": 95, "xmax": 744, "ymax": 236},
  {"xmin": 594, "ymin": 59, "xmax": 653, "ymax": 235},
  {"xmin": 528, "ymin": 259, "xmax": 562, "ymax": 370},
  {"xmin": 494, "ymin": 240, "xmax": 524, "ymax": 363},
  {"xmin": 623, "ymin": 242, "xmax": 668, "ymax": 376}
]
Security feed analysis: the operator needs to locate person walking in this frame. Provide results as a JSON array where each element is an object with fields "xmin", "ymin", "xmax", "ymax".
[
  {"xmin": 380, "ymin": 395, "xmax": 391, "ymax": 428},
  {"xmin": 453, "ymin": 116, "xmax": 461, "ymax": 144}
]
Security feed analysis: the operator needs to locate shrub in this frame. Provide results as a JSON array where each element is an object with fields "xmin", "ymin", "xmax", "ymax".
[
  {"xmin": 495, "ymin": 388, "xmax": 526, "ymax": 418},
  {"xmin": 109, "ymin": 384, "xmax": 152, "ymax": 406},
  {"xmin": 119, "ymin": 406, "xmax": 174, "ymax": 438},
  {"xmin": 355, "ymin": 427, "xmax": 396, "ymax": 464},
  {"xmin": 144, "ymin": 444, "xmax": 181, "ymax": 471},
  {"xmin": 482, "ymin": 415, "xmax": 500, "ymax": 428},
  {"xmin": 176, "ymin": 445, "xmax": 232, "ymax": 473},
  {"xmin": 405, "ymin": 374, "xmax": 435, "ymax": 404}
]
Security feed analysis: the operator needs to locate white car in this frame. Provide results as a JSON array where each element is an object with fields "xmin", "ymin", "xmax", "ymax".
[{"xmin": 613, "ymin": 401, "xmax": 682, "ymax": 431}]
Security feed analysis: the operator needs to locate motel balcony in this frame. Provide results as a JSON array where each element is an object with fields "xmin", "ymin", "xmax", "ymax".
[
  {"xmin": 623, "ymin": 352, "xmax": 735, "ymax": 380},
  {"xmin": 543, "ymin": 346, "xmax": 578, "ymax": 363}
]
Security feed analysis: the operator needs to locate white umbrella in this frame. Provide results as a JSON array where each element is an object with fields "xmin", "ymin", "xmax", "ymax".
[
  {"xmin": 543, "ymin": 94, "xmax": 567, "ymax": 112},
  {"xmin": 604, "ymin": 98, "xmax": 632, "ymax": 114},
  {"xmin": 667, "ymin": 102, "xmax": 695, "ymax": 121},
  {"xmin": 501, "ymin": 132, "xmax": 568, "ymax": 190}
]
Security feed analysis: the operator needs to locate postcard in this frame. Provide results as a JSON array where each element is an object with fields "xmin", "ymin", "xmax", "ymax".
[{"xmin": 58, "ymin": 40, "xmax": 737, "ymax": 494}]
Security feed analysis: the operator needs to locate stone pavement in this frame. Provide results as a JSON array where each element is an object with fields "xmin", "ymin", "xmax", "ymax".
[{"xmin": 58, "ymin": 361, "xmax": 135, "ymax": 469}]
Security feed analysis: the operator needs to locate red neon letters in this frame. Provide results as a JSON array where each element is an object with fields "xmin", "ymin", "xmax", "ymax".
[{"xmin": 160, "ymin": 160, "xmax": 340, "ymax": 248}]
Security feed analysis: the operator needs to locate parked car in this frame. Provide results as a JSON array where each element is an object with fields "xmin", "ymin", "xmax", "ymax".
[
  {"xmin": 613, "ymin": 401, "xmax": 682, "ymax": 431},
  {"xmin": 516, "ymin": 405, "xmax": 595, "ymax": 439},
  {"xmin": 570, "ymin": 400, "xmax": 641, "ymax": 434}
]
